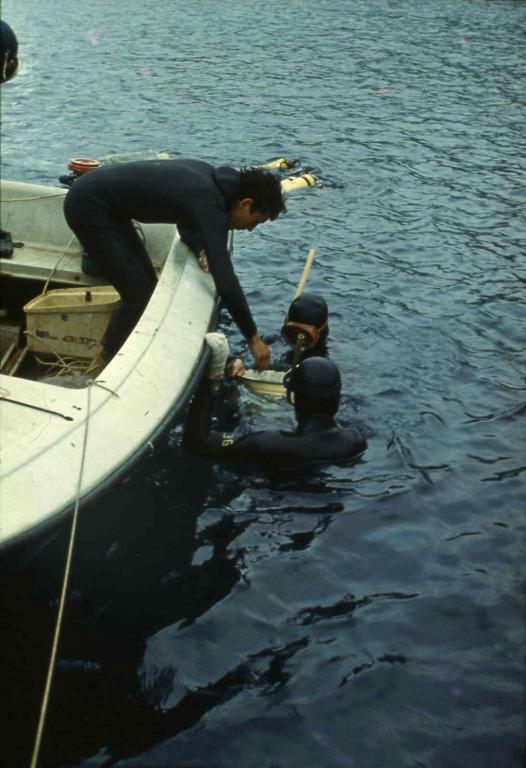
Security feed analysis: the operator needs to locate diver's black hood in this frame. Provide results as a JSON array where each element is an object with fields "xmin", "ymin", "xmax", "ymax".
[
  {"xmin": 288, "ymin": 293, "xmax": 328, "ymax": 328},
  {"xmin": 0, "ymin": 20, "xmax": 19, "ymax": 83},
  {"xmin": 212, "ymin": 166, "xmax": 241, "ymax": 210}
]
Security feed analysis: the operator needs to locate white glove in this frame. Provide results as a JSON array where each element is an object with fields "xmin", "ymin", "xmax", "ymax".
[{"xmin": 204, "ymin": 332, "xmax": 230, "ymax": 379}]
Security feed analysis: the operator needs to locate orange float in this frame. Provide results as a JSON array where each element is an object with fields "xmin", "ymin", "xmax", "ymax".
[{"xmin": 67, "ymin": 157, "xmax": 101, "ymax": 174}]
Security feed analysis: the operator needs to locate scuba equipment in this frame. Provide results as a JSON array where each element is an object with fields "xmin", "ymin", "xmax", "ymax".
[
  {"xmin": 281, "ymin": 173, "xmax": 318, "ymax": 193},
  {"xmin": 284, "ymin": 357, "xmax": 341, "ymax": 413},
  {"xmin": 260, "ymin": 157, "xmax": 298, "ymax": 171},
  {"xmin": 281, "ymin": 293, "xmax": 329, "ymax": 364}
]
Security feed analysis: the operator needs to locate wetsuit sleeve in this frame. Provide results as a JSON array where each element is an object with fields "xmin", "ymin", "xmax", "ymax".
[
  {"xmin": 177, "ymin": 225, "xmax": 203, "ymax": 256},
  {"xmin": 193, "ymin": 202, "xmax": 257, "ymax": 341},
  {"xmin": 183, "ymin": 378, "xmax": 266, "ymax": 459},
  {"xmin": 184, "ymin": 378, "xmax": 241, "ymax": 457}
]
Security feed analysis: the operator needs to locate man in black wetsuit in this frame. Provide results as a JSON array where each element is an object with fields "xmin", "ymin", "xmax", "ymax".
[
  {"xmin": 184, "ymin": 356, "xmax": 367, "ymax": 473},
  {"xmin": 63, "ymin": 160, "xmax": 286, "ymax": 371}
]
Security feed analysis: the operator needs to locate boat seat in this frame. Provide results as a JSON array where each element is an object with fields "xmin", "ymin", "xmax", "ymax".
[{"xmin": 0, "ymin": 240, "xmax": 104, "ymax": 287}]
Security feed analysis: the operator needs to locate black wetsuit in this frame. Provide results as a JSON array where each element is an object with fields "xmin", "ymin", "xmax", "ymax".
[
  {"xmin": 64, "ymin": 160, "xmax": 256, "ymax": 357},
  {"xmin": 184, "ymin": 378, "xmax": 367, "ymax": 473}
]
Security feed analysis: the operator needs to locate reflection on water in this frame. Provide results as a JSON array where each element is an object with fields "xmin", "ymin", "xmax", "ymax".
[{"xmin": 1, "ymin": 0, "xmax": 525, "ymax": 766}]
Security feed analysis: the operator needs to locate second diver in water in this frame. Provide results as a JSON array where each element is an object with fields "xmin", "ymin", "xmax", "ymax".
[{"xmin": 184, "ymin": 354, "xmax": 367, "ymax": 473}]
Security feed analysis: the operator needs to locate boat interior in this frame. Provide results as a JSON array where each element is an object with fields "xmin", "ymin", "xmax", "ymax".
[{"xmin": 0, "ymin": 181, "xmax": 174, "ymax": 388}]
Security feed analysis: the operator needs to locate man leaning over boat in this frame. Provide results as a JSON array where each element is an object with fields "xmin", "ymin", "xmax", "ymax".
[{"xmin": 63, "ymin": 159, "xmax": 286, "ymax": 374}]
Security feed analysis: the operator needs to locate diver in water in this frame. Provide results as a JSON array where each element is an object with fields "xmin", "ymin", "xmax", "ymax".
[
  {"xmin": 183, "ymin": 356, "xmax": 367, "ymax": 472},
  {"xmin": 271, "ymin": 291, "xmax": 329, "ymax": 366},
  {"xmin": 63, "ymin": 160, "xmax": 286, "ymax": 372},
  {"xmin": 0, "ymin": 21, "xmax": 19, "ymax": 84},
  {"xmin": 226, "ymin": 292, "xmax": 330, "ymax": 377}
]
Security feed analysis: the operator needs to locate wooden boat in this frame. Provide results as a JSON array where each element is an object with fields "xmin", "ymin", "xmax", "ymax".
[{"xmin": 0, "ymin": 179, "xmax": 217, "ymax": 551}]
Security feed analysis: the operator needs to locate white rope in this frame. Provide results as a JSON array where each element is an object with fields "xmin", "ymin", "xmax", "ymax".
[
  {"xmin": 23, "ymin": 331, "xmax": 93, "ymax": 377},
  {"xmin": 41, "ymin": 233, "xmax": 76, "ymax": 295},
  {"xmin": 29, "ymin": 380, "xmax": 95, "ymax": 768},
  {"xmin": 0, "ymin": 193, "xmax": 67, "ymax": 202},
  {"xmin": 28, "ymin": 378, "xmax": 119, "ymax": 767}
]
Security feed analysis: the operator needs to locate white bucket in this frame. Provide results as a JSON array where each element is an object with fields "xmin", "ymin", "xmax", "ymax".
[{"xmin": 24, "ymin": 286, "xmax": 121, "ymax": 359}]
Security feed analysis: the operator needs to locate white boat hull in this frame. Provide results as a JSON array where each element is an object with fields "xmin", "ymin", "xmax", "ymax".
[{"xmin": 0, "ymin": 181, "xmax": 217, "ymax": 549}]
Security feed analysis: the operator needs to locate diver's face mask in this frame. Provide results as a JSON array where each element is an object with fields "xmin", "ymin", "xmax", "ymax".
[{"xmin": 281, "ymin": 320, "xmax": 327, "ymax": 350}]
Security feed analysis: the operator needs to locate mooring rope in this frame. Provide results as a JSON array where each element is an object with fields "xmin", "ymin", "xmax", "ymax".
[{"xmin": 28, "ymin": 379, "xmax": 116, "ymax": 768}]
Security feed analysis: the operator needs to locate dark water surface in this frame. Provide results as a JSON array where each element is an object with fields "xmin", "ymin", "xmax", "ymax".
[{"xmin": 2, "ymin": 1, "xmax": 525, "ymax": 766}]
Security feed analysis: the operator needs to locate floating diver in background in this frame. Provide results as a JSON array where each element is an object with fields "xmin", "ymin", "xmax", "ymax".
[
  {"xmin": 184, "ymin": 352, "xmax": 367, "ymax": 472},
  {"xmin": 0, "ymin": 20, "xmax": 19, "ymax": 84},
  {"xmin": 63, "ymin": 160, "xmax": 286, "ymax": 373}
]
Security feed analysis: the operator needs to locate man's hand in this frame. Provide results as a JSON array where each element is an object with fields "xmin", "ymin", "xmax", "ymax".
[
  {"xmin": 249, "ymin": 334, "xmax": 271, "ymax": 370},
  {"xmin": 197, "ymin": 249, "xmax": 209, "ymax": 273}
]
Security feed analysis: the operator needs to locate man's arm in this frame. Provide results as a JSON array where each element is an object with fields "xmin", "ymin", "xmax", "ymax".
[
  {"xmin": 192, "ymin": 202, "xmax": 270, "ymax": 368},
  {"xmin": 183, "ymin": 375, "xmax": 281, "ymax": 463},
  {"xmin": 178, "ymin": 225, "xmax": 204, "ymax": 258}
]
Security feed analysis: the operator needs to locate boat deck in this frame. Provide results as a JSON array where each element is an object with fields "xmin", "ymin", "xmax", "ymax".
[
  {"xmin": 0, "ymin": 180, "xmax": 171, "ymax": 287},
  {"xmin": 1, "ymin": 240, "xmax": 104, "ymax": 286}
]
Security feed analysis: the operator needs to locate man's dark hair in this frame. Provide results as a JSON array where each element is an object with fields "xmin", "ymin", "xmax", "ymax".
[{"xmin": 238, "ymin": 167, "xmax": 287, "ymax": 220}]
